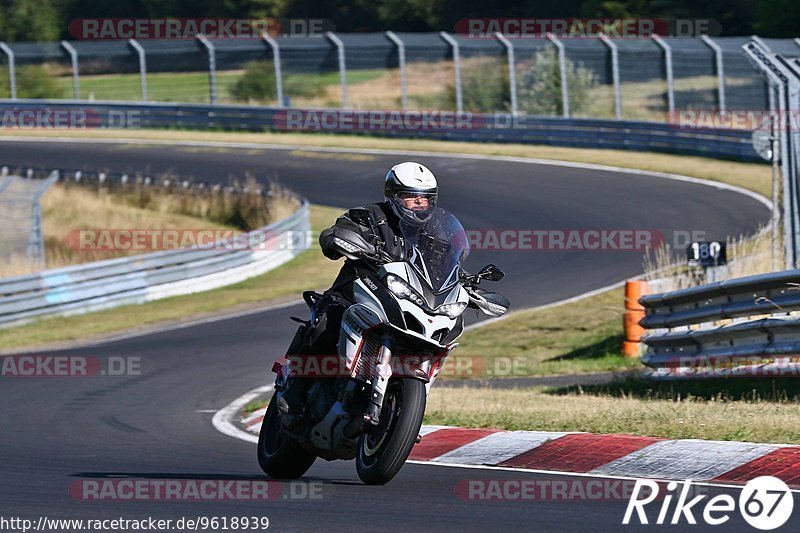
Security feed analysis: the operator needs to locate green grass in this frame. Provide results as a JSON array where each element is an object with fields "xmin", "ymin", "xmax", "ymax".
[
  {"xmin": 451, "ymin": 287, "xmax": 638, "ymax": 378},
  {"xmin": 60, "ymin": 69, "xmax": 386, "ymax": 104},
  {"xmin": 424, "ymin": 375, "xmax": 800, "ymax": 444}
]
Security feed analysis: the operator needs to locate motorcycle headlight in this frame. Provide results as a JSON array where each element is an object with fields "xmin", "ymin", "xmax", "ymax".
[
  {"xmin": 437, "ymin": 301, "xmax": 467, "ymax": 319},
  {"xmin": 385, "ymin": 274, "xmax": 426, "ymax": 307}
]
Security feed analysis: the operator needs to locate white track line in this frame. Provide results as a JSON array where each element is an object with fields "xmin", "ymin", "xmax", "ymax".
[
  {"xmin": 0, "ymin": 135, "xmax": 771, "ymax": 211},
  {"xmin": 4, "ymin": 299, "xmax": 303, "ymax": 355},
  {"xmin": 2, "ymin": 136, "xmax": 771, "ymax": 344},
  {"xmin": 213, "ymin": 382, "xmax": 799, "ymax": 493},
  {"xmin": 211, "ymin": 384, "xmax": 273, "ymax": 444}
]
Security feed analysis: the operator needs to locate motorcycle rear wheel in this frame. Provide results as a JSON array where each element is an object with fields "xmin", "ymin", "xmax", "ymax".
[
  {"xmin": 257, "ymin": 393, "xmax": 316, "ymax": 479},
  {"xmin": 356, "ymin": 378, "xmax": 426, "ymax": 485}
]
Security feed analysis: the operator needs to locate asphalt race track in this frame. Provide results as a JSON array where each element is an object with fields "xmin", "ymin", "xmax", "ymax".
[{"xmin": 0, "ymin": 139, "xmax": 779, "ymax": 531}]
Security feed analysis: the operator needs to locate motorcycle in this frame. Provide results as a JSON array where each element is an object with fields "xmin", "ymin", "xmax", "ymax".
[{"xmin": 257, "ymin": 207, "xmax": 510, "ymax": 485}]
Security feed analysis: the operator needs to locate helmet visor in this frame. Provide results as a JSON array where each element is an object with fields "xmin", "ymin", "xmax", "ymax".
[{"xmin": 395, "ymin": 191, "xmax": 437, "ymax": 213}]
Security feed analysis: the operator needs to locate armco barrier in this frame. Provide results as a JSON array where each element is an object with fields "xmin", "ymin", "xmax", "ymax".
[
  {"xmin": 0, "ymin": 100, "xmax": 761, "ymax": 161},
  {"xmin": 0, "ymin": 200, "xmax": 310, "ymax": 328},
  {"xmin": 638, "ymin": 269, "xmax": 800, "ymax": 378}
]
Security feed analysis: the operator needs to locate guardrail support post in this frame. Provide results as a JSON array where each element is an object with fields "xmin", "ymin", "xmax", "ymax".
[
  {"xmin": 495, "ymin": 32, "xmax": 518, "ymax": 115},
  {"xmin": 701, "ymin": 35, "xmax": 726, "ymax": 111},
  {"xmin": 128, "ymin": 39, "xmax": 148, "ymax": 101},
  {"xmin": 197, "ymin": 34, "xmax": 217, "ymax": 105},
  {"xmin": 440, "ymin": 31, "xmax": 463, "ymax": 113},
  {"xmin": 546, "ymin": 33, "xmax": 570, "ymax": 117},
  {"xmin": 386, "ymin": 31, "xmax": 407, "ymax": 111},
  {"xmin": 262, "ymin": 33, "xmax": 284, "ymax": 107},
  {"xmin": 61, "ymin": 41, "xmax": 79, "ymax": 99},
  {"xmin": 0, "ymin": 42, "xmax": 16, "ymax": 100},
  {"xmin": 325, "ymin": 32, "xmax": 348, "ymax": 109},
  {"xmin": 599, "ymin": 33, "xmax": 622, "ymax": 120},
  {"xmin": 652, "ymin": 35, "xmax": 674, "ymax": 115}
]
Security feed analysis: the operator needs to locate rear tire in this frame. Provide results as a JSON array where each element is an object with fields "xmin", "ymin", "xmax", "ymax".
[
  {"xmin": 356, "ymin": 379, "xmax": 426, "ymax": 485},
  {"xmin": 257, "ymin": 393, "xmax": 316, "ymax": 479}
]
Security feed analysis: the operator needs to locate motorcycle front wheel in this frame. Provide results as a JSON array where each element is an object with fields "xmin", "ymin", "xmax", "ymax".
[
  {"xmin": 257, "ymin": 393, "xmax": 316, "ymax": 479},
  {"xmin": 356, "ymin": 378, "xmax": 426, "ymax": 485}
]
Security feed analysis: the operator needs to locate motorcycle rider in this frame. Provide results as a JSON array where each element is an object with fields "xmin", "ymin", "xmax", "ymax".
[{"xmin": 277, "ymin": 162, "xmax": 438, "ymax": 425}]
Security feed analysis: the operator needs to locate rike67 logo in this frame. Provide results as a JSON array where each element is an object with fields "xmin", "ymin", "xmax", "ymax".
[{"xmin": 623, "ymin": 477, "xmax": 794, "ymax": 529}]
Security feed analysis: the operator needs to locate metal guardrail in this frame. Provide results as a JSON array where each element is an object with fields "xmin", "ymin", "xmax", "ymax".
[
  {"xmin": 639, "ymin": 269, "xmax": 800, "ymax": 377},
  {"xmin": 0, "ymin": 200, "xmax": 310, "ymax": 328},
  {"xmin": 0, "ymin": 100, "xmax": 761, "ymax": 161}
]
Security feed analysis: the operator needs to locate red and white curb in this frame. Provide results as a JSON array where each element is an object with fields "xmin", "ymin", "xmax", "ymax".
[{"xmin": 215, "ymin": 385, "xmax": 800, "ymax": 491}]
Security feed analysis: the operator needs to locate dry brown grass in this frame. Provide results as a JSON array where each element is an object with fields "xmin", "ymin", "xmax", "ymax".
[
  {"xmin": 644, "ymin": 226, "xmax": 777, "ymax": 292},
  {"xmin": 0, "ymin": 205, "xmax": 343, "ymax": 350},
  {"xmin": 0, "ymin": 180, "xmax": 301, "ymax": 278},
  {"xmin": 425, "ymin": 386, "xmax": 800, "ymax": 443}
]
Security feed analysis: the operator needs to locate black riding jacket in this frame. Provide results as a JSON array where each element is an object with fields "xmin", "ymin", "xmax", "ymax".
[{"xmin": 318, "ymin": 202, "xmax": 406, "ymax": 301}]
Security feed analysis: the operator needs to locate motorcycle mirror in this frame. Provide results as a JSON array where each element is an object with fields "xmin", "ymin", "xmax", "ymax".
[{"xmin": 477, "ymin": 264, "xmax": 505, "ymax": 282}]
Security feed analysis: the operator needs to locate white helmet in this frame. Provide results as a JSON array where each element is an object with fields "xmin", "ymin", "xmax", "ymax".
[{"xmin": 384, "ymin": 162, "xmax": 438, "ymax": 222}]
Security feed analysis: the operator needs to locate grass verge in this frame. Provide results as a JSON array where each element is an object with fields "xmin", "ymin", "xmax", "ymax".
[
  {"xmin": 450, "ymin": 287, "xmax": 637, "ymax": 378},
  {"xmin": 425, "ymin": 377, "xmax": 800, "ymax": 444},
  {"xmin": 0, "ymin": 205, "xmax": 342, "ymax": 351}
]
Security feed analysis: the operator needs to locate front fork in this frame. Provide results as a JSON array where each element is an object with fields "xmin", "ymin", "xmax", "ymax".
[{"xmin": 364, "ymin": 336, "xmax": 393, "ymax": 427}]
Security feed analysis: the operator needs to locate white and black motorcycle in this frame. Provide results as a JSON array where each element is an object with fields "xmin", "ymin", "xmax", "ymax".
[{"xmin": 258, "ymin": 207, "xmax": 509, "ymax": 485}]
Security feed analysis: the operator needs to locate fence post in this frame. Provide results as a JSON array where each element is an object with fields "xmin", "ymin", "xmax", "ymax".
[
  {"xmin": 743, "ymin": 41, "xmax": 800, "ymax": 268},
  {"xmin": 325, "ymin": 32, "xmax": 348, "ymax": 109},
  {"xmin": 439, "ymin": 31, "xmax": 463, "ymax": 113},
  {"xmin": 262, "ymin": 33, "xmax": 284, "ymax": 107},
  {"xmin": 701, "ymin": 35, "xmax": 726, "ymax": 111},
  {"xmin": 60, "ymin": 41, "xmax": 80, "ymax": 99},
  {"xmin": 546, "ymin": 33, "xmax": 570, "ymax": 117},
  {"xmin": 385, "ymin": 31, "xmax": 407, "ymax": 111},
  {"xmin": 652, "ymin": 35, "xmax": 674, "ymax": 116},
  {"xmin": 780, "ymin": 57, "xmax": 800, "ymax": 267},
  {"xmin": 128, "ymin": 39, "xmax": 148, "ymax": 101},
  {"xmin": 197, "ymin": 34, "xmax": 217, "ymax": 104},
  {"xmin": 598, "ymin": 33, "xmax": 622, "ymax": 120},
  {"xmin": 0, "ymin": 42, "xmax": 16, "ymax": 100},
  {"xmin": 28, "ymin": 171, "xmax": 58, "ymax": 268},
  {"xmin": 495, "ymin": 32, "xmax": 517, "ymax": 115}
]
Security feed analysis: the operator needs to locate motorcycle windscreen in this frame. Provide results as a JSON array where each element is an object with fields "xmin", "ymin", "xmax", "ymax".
[{"xmin": 399, "ymin": 207, "xmax": 469, "ymax": 293}]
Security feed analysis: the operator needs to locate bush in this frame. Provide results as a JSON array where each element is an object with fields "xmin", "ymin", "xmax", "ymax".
[
  {"xmin": 230, "ymin": 62, "xmax": 329, "ymax": 103},
  {"xmin": 229, "ymin": 61, "xmax": 277, "ymax": 103},
  {"xmin": 517, "ymin": 49, "xmax": 598, "ymax": 116},
  {"xmin": 444, "ymin": 57, "xmax": 509, "ymax": 113},
  {"xmin": 0, "ymin": 64, "xmax": 65, "ymax": 99}
]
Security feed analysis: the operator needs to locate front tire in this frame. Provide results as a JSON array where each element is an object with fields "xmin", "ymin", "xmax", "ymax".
[
  {"xmin": 356, "ymin": 378, "xmax": 426, "ymax": 485},
  {"xmin": 257, "ymin": 393, "xmax": 316, "ymax": 479}
]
